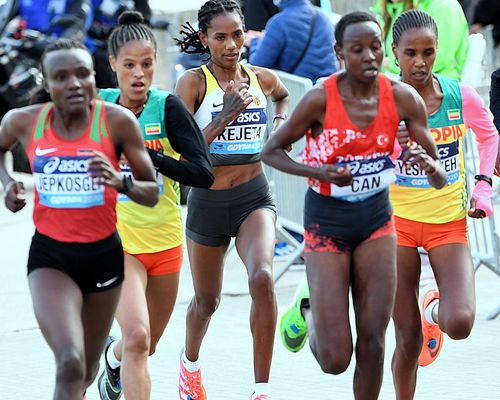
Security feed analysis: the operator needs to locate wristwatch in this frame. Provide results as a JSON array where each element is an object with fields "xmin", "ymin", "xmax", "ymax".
[
  {"xmin": 118, "ymin": 175, "xmax": 134, "ymax": 194},
  {"xmin": 474, "ymin": 174, "xmax": 492, "ymax": 186}
]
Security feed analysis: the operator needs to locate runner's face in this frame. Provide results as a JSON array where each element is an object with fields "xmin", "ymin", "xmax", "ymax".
[
  {"xmin": 336, "ymin": 21, "xmax": 384, "ymax": 82},
  {"xmin": 199, "ymin": 12, "xmax": 244, "ymax": 67},
  {"xmin": 43, "ymin": 49, "xmax": 95, "ymax": 114},
  {"xmin": 110, "ymin": 40, "xmax": 156, "ymax": 104},
  {"xmin": 393, "ymin": 28, "xmax": 437, "ymax": 89}
]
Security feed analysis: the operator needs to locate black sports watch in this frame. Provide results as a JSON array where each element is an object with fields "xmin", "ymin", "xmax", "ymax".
[
  {"xmin": 118, "ymin": 175, "xmax": 134, "ymax": 194},
  {"xmin": 474, "ymin": 174, "xmax": 493, "ymax": 187}
]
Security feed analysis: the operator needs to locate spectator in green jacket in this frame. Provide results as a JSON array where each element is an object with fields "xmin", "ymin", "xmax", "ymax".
[{"xmin": 373, "ymin": 0, "xmax": 469, "ymax": 80}]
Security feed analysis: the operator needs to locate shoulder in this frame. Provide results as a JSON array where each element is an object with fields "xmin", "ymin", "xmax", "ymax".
[
  {"xmin": 245, "ymin": 64, "xmax": 278, "ymax": 89},
  {"xmin": 3, "ymin": 104, "xmax": 43, "ymax": 129},
  {"xmin": 102, "ymin": 101, "xmax": 137, "ymax": 127},
  {"xmin": 178, "ymin": 67, "xmax": 205, "ymax": 87}
]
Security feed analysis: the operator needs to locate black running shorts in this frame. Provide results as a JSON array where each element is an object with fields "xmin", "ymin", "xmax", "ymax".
[{"xmin": 27, "ymin": 230, "xmax": 124, "ymax": 294}]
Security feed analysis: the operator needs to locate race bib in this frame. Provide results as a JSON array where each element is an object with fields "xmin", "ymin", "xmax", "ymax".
[
  {"xmin": 210, "ymin": 108, "xmax": 266, "ymax": 154},
  {"xmin": 33, "ymin": 155, "xmax": 104, "ymax": 208}
]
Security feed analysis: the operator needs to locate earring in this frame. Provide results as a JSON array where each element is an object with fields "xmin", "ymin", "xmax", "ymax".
[{"xmin": 395, "ymin": 58, "xmax": 399, "ymax": 67}]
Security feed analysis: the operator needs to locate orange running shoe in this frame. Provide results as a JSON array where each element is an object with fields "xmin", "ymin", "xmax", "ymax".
[
  {"xmin": 178, "ymin": 348, "xmax": 207, "ymax": 400},
  {"xmin": 418, "ymin": 287, "xmax": 443, "ymax": 367}
]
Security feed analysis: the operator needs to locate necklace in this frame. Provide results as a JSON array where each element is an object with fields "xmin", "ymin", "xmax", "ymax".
[{"xmin": 118, "ymin": 100, "xmax": 146, "ymax": 114}]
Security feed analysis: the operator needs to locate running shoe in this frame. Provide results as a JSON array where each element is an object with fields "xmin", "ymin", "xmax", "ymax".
[
  {"xmin": 179, "ymin": 348, "xmax": 207, "ymax": 400},
  {"xmin": 418, "ymin": 287, "xmax": 443, "ymax": 367},
  {"xmin": 280, "ymin": 280, "xmax": 310, "ymax": 352},
  {"xmin": 98, "ymin": 336, "xmax": 122, "ymax": 400},
  {"xmin": 250, "ymin": 394, "xmax": 272, "ymax": 400}
]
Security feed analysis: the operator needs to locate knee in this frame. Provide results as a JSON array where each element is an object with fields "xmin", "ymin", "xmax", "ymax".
[
  {"xmin": 248, "ymin": 267, "xmax": 274, "ymax": 299},
  {"xmin": 356, "ymin": 334, "xmax": 386, "ymax": 365},
  {"xmin": 123, "ymin": 325, "xmax": 151, "ymax": 355},
  {"xmin": 315, "ymin": 346, "xmax": 351, "ymax": 375},
  {"xmin": 55, "ymin": 350, "xmax": 86, "ymax": 384},
  {"xmin": 442, "ymin": 308, "xmax": 475, "ymax": 340},
  {"xmin": 395, "ymin": 322, "xmax": 423, "ymax": 360},
  {"xmin": 193, "ymin": 294, "xmax": 220, "ymax": 319}
]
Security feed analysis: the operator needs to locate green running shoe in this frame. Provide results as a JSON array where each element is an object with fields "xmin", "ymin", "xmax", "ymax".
[{"xmin": 280, "ymin": 281, "xmax": 310, "ymax": 352}]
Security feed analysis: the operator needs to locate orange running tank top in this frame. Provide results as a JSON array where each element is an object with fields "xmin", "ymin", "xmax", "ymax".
[
  {"xmin": 25, "ymin": 100, "xmax": 119, "ymax": 243},
  {"xmin": 303, "ymin": 73, "xmax": 400, "ymax": 202}
]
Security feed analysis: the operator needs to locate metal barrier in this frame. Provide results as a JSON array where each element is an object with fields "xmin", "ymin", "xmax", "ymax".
[
  {"xmin": 265, "ymin": 70, "xmax": 313, "ymax": 282},
  {"xmin": 463, "ymin": 130, "xmax": 500, "ymax": 320}
]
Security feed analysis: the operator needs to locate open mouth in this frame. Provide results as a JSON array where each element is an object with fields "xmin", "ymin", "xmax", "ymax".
[
  {"xmin": 132, "ymin": 82, "xmax": 145, "ymax": 90},
  {"xmin": 67, "ymin": 93, "xmax": 85, "ymax": 102},
  {"xmin": 411, "ymin": 71, "xmax": 428, "ymax": 80}
]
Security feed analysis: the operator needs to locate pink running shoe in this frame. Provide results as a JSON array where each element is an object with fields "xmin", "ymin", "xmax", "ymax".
[
  {"xmin": 178, "ymin": 349, "xmax": 207, "ymax": 400},
  {"xmin": 250, "ymin": 394, "xmax": 272, "ymax": 400}
]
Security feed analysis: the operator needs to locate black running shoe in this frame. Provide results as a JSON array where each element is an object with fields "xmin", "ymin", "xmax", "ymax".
[{"xmin": 98, "ymin": 336, "xmax": 122, "ymax": 400}]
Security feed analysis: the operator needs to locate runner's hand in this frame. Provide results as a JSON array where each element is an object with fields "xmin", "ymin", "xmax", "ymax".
[
  {"xmin": 4, "ymin": 181, "xmax": 26, "ymax": 213},
  {"xmin": 401, "ymin": 142, "xmax": 437, "ymax": 174},
  {"xmin": 468, "ymin": 197, "xmax": 486, "ymax": 219},
  {"xmin": 221, "ymin": 80, "xmax": 254, "ymax": 121},
  {"xmin": 317, "ymin": 164, "xmax": 353, "ymax": 187},
  {"xmin": 87, "ymin": 151, "xmax": 123, "ymax": 190},
  {"xmin": 397, "ymin": 122, "xmax": 410, "ymax": 149}
]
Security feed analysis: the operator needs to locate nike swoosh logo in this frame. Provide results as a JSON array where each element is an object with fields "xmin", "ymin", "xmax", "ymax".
[
  {"xmin": 283, "ymin": 329, "xmax": 306, "ymax": 351},
  {"xmin": 96, "ymin": 276, "xmax": 120, "ymax": 288},
  {"xmin": 212, "ymin": 102, "xmax": 224, "ymax": 108},
  {"xmin": 35, "ymin": 147, "xmax": 57, "ymax": 156}
]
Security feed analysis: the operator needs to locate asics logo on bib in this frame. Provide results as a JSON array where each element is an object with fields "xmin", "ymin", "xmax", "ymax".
[
  {"xmin": 349, "ymin": 159, "xmax": 387, "ymax": 176},
  {"xmin": 41, "ymin": 157, "xmax": 89, "ymax": 174}
]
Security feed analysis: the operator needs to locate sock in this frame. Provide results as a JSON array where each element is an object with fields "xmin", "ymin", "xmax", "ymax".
[
  {"xmin": 182, "ymin": 349, "xmax": 200, "ymax": 373},
  {"xmin": 424, "ymin": 299, "xmax": 439, "ymax": 326},
  {"xmin": 253, "ymin": 382, "xmax": 271, "ymax": 396},
  {"xmin": 106, "ymin": 341, "xmax": 121, "ymax": 369}
]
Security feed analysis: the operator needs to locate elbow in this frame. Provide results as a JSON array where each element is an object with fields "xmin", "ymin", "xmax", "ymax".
[
  {"xmin": 144, "ymin": 186, "xmax": 160, "ymax": 207},
  {"xmin": 192, "ymin": 169, "xmax": 215, "ymax": 188}
]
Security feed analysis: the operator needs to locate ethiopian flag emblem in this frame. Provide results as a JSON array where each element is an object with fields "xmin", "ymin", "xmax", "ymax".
[
  {"xmin": 145, "ymin": 123, "xmax": 161, "ymax": 135},
  {"xmin": 447, "ymin": 109, "xmax": 461, "ymax": 121}
]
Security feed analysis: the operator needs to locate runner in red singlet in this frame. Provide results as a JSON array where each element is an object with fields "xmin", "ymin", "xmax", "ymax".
[
  {"xmin": 0, "ymin": 39, "xmax": 158, "ymax": 400},
  {"xmin": 262, "ymin": 12, "xmax": 447, "ymax": 398}
]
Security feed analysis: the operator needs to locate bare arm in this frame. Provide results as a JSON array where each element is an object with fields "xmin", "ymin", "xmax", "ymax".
[
  {"xmin": 393, "ymin": 82, "xmax": 448, "ymax": 189},
  {"xmin": 249, "ymin": 65, "xmax": 290, "ymax": 131},
  {"xmin": 0, "ymin": 108, "xmax": 35, "ymax": 212},
  {"xmin": 88, "ymin": 105, "xmax": 159, "ymax": 207},
  {"xmin": 262, "ymin": 85, "xmax": 352, "ymax": 186}
]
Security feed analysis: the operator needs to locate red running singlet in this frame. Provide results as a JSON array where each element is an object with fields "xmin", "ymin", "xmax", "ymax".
[
  {"xmin": 25, "ymin": 100, "xmax": 119, "ymax": 243},
  {"xmin": 303, "ymin": 73, "xmax": 400, "ymax": 202}
]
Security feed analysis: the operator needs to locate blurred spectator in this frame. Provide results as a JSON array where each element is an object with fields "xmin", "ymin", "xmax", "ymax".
[
  {"xmin": 373, "ymin": 0, "xmax": 469, "ymax": 80},
  {"xmin": 458, "ymin": 0, "xmax": 479, "ymax": 23},
  {"xmin": 471, "ymin": 0, "xmax": 500, "ymax": 68},
  {"xmin": 248, "ymin": 0, "xmax": 338, "ymax": 83},
  {"xmin": 86, "ymin": 0, "xmax": 151, "ymax": 88},
  {"xmin": 490, "ymin": 68, "xmax": 500, "ymax": 132},
  {"xmin": 16, "ymin": 0, "xmax": 91, "ymax": 56},
  {"xmin": 241, "ymin": 0, "xmax": 279, "ymax": 31}
]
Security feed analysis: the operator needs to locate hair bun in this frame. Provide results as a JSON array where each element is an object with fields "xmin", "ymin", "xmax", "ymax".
[{"xmin": 118, "ymin": 10, "xmax": 144, "ymax": 26}]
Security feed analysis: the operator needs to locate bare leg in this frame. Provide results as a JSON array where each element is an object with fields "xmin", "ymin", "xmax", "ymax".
[
  {"xmin": 185, "ymin": 238, "xmax": 228, "ymax": 362},
  {"xmin": 113, "ymin": 255, "xmax": 151, "ymax": 399},
  {"xmin": 391, "ymin": 246, "xmax": 422, "ymax": 400},
  {"xmin": 303, "ymin": 251, "xmax": 353, "ymax": 374},
  {"xmin": 352, "ymin": 235, "xmax": 396, "ymax": 400},
  {"xmin": 429, "ymin": 244, "xmax": 475, "ymax": 339},
  {"xmin": 236, "ymin": 209, "xmax": 277, "ymax": 383}
]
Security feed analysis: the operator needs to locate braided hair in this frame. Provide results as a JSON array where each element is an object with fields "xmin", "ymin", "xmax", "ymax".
[
  {"xmin": 176, "ymin": 0, "xmax": 244, "ymax": 55},
  {"xmin": 108, "ymin": 11, "xmax": 157, "ymax": 58},
  {"xmin": 380, "ymin": 0, "xmax": 415, "ymax": 40},
  {"xmin": 32, "ymin": 38, "xmax": 92, "ymax": 104},
  {"xmin": 335, "ymin": 11, "xmax": 380, "ymax": 48},
  {"xmin": 392, "ymin": 9, "xmax": 438, "ymax": 47}
]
